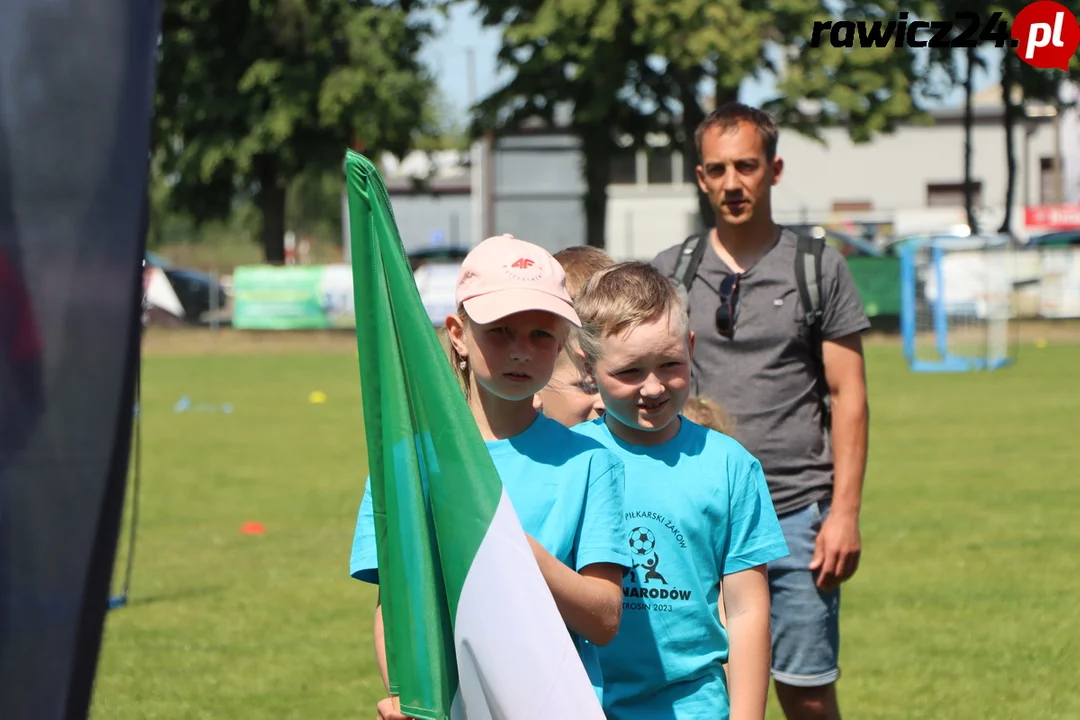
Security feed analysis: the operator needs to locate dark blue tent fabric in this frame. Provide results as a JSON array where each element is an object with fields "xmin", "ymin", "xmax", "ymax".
[{"xmin": 0, "ymin": 1, "xmax": 162, "ymax": 716}]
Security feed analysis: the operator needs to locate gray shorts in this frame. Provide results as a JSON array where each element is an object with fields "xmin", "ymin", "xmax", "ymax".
[{"xmin": 767, "ymin": 499, "xmax": 841, "ymax": 687}]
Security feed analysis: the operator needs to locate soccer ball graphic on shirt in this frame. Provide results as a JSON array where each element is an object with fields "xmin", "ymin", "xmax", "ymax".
[{"xmin": 628, "ymin": 527, "xmax": 656, "ymax": 556}]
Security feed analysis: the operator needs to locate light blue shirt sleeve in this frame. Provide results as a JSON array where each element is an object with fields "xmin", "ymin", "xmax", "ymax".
[
  {"xmin": 718, "ymin": 457, "xmax": 790, "ymax": 575},
  {"xmin": 349, "ymin": 478, "xmax": 379, "ymax": 584},
  {"xmin": 575, "ymin": 453, "xmax": 631, "ymax": 571}
]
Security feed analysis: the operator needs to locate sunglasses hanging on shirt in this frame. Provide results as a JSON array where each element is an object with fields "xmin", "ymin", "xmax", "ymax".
[{"xmin": 715, "ymin": 273, "xmax": 741, "ymax": 338}]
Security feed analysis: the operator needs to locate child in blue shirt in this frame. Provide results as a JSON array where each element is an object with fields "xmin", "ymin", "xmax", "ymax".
[
  {"xmin": 350, "ymin": 235, "xmax": 630, "ymax": 719},
  {"xmin": 570, "ymin": 261, "xmax": 789, "ymax": 720}
]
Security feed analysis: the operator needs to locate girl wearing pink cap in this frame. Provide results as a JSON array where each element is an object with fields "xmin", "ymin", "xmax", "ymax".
[{"xmin": 351, "ymin": 235, "xmax": 631, "ymax": 719}]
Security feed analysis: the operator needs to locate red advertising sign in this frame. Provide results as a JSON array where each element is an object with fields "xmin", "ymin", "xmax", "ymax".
[{"xmin": 1025, "ymin": 204, "xmax": 1080, "ymax": 230}]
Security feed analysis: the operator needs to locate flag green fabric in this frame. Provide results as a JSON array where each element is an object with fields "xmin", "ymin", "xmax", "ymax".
[{"xmin": 344, "ymin": 150, "xmax": 605, "ymax": 720}]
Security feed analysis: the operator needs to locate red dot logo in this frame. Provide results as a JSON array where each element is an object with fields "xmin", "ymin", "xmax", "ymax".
[{"xmin": 1011, "ymin": 1, "xmax": 1080, "ymax": 70}]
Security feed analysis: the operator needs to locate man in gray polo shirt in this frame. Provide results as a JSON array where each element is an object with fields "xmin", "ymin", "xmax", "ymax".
[{"xmin": 652, "ymin": 103, "xmax": 870, "ymax": 720}]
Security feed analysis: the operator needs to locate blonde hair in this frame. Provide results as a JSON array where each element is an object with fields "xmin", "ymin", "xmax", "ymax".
[
  {"xmin": 682, "ymin": 395, "xmax": 736, "ymax": 436},
  {"xmin": 575, "ymin": 261, "xmax": 689, "ymax": 365},
  {"xmin": 552, "ymin": 246, "xmax": 615, "ymax": 373},
  {"xmin": 442, "ymin": 308, "xmax": 472, "ymax": 398},
  {"xmin": 435, "ymin": 324, "xmax": 462, "ymax": 384},
  {"xmin": 553, "ymin": 246, "xmax": 615, "ymax": 301}
]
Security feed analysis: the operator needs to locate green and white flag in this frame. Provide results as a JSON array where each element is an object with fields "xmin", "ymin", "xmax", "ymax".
[{"xmin": 345, "ymin": 150, "xmax": 605, "ymax": 720}]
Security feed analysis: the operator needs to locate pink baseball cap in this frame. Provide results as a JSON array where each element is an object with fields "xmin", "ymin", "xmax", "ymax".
[{"xmin": 456, "ymin": 234, "xmax": 581, "ymax": 327}]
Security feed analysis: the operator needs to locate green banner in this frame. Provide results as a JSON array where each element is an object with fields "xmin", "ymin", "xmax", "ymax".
[
  {"xmin": 847, "ymin": 256, "xmax": 901, "ymax": 317},
  {"xmin": 230, "ymin": 257, "xmax": 902, "ymax": 328},
  {"xmin": 232, "ymin": 265, "xmax": 355, "ymax": 329}
]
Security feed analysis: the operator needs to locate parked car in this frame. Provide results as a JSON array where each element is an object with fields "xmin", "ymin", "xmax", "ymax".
[
  {"xmin": 1026, "ymin": 229, "xmax": 1080, "ymax": 247},
  {"xmin": 407, "ymin": 245, "xmax": 471, "ymax": 273},
  {"xmin": 145, "ymin": 251, "xmax": 228, "ymax": 323},
  {"xmin": 407, "ymin": 246, "xmax": 470, "ymax": 326}
]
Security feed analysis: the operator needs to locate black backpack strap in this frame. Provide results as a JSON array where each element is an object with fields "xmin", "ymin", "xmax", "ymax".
[
  {"xmin": 794, "ymin": 233, "xmax": 830, "ymax": 427},
  {"xmin": 669, "ymin": 232, "xmax": 708, "ymax": 397},
  {"xmin": 669, "ymin": 232, "xmax": 708, "ymax": 311},
  {"xmin": 795, "ymin": 233, "xmax": 824, "ymax": 332}
]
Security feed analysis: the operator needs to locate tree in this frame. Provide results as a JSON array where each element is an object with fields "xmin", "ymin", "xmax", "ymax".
[
  {"xmin": 636, "ymin": 0, "xmax": 929, "ymax": 227},
  {"xmin": 154, "ymin": 0, "xmax": 439, "ymax": 263},
  {"xmin": 962, "ymin": 44, "xmax": 985, "ymax": 233},
  {"xmin": 999, "ymin": 48, "xmax": 1019, "ymax": 235},
  {"xmin": 997, "ymin": 4, "xmax": 1080, "ymax": 234},
  {"xmin": 474, "ymin": 0, "xmax": 930, "ymax": 245},
  {"xmin": 907, "ymin": 0, "xmax": 1080, "ymax": 236},
  {"xmin": 471, "ymin": 0, "xmax": 663, "ymax": 248},
  {"xmin": 890, "ymin": 4, "xmax": 968, "ymax": 230},
  {"xmin": 628, "ymin": 0, "xmax": 776, "ymax": 224},
  {"xmin": 888, "ymin": 0, "xmax": 1080, "ymax": 237}
]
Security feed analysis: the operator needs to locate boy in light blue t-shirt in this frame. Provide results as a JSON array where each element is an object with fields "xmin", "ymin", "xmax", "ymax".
[{"xmin": 571, "ymin": 261, "xmax": 789, "ymax": 720}]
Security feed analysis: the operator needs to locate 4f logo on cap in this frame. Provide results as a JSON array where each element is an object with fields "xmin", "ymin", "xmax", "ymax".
[
  {"xmin": 505, "ymin": 255, "xmax": 544, "ymax": 282},
  {"xmin": 1012, "ymin": 1, "xmax": 1080, "ymax": 70}
]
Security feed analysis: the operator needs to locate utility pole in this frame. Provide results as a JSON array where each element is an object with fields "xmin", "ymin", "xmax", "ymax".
[
  {"xmin": 467, "ymin": 46, "xmax": 490, "ymax": 241},
  {"xmin": 466, "ymin": 47, "xmax": 477, "ymax": 108},
  {"xmin": 1053, "ymin": 96, "xmax": 1064, "ymax": 205}
]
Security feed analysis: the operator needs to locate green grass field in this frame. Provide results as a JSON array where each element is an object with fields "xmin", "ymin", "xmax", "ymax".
[{"xmin": 89, "ymin": 334, "xmax": 1080, "ymax": 719}]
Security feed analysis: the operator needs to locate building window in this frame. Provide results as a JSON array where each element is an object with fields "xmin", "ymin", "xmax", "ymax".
[
  {"xmin": 927, "ymin": 182, "xmax": 982, "ymax": 208},
  {"xmin": 1040, "ymin": 156, "xmax": 1058, "ymax": 204},
  {"xmin": 646, "ymin": 151, "xmax": 674, "ymax": 185},
  {"xmin": 832, "ymin": 200, "xmax": 873, "ymax": 212},
  {"xmin": 610, "ymin": 151, "xmax": 637, "ymax": 185}
]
